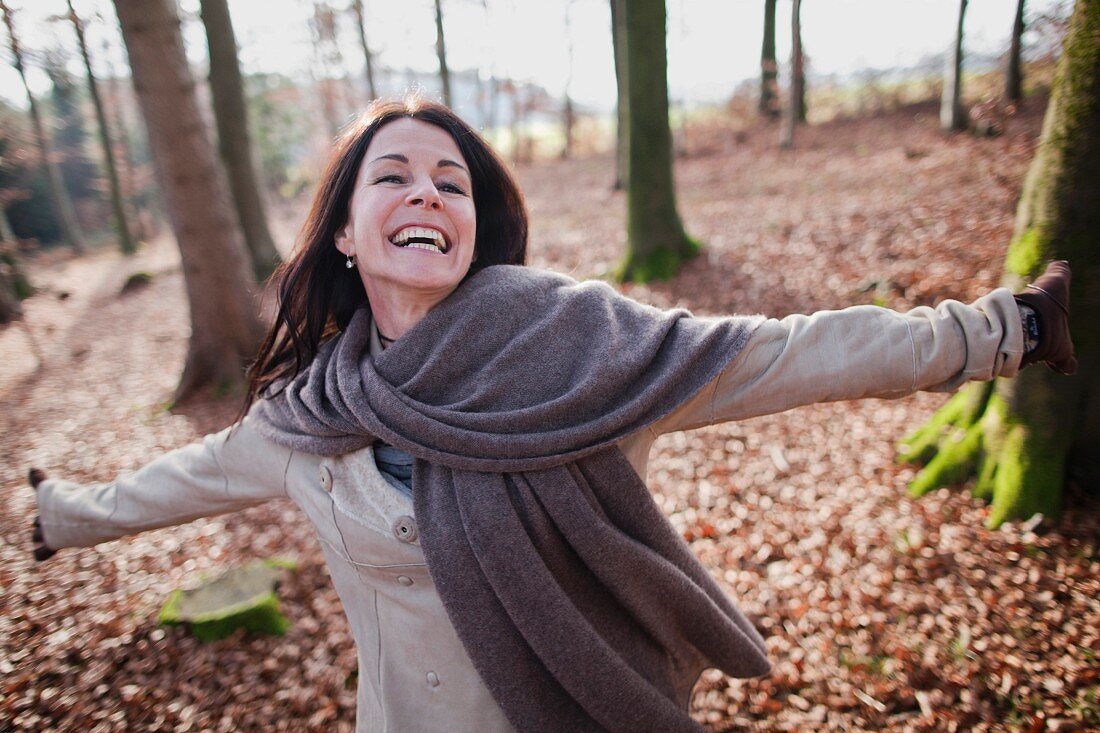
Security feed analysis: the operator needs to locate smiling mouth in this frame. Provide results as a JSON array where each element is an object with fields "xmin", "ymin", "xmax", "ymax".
[{"xmin": 389, "ymin": 226, "xmax": 449, "ymax": 254}]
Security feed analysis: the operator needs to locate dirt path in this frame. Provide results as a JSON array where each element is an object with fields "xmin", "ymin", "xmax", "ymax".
[{"xmin": 3, "ymin": 103, "xmax": 1097, "ymax": 731}]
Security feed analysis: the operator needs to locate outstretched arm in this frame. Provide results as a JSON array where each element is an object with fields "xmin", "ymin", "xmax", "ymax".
[
  {"xmin": 653, "ymin": 287, "xmax": 1025, "ymax": 435},
  {"xmin": 31, "ymin": 418, "xmax": 294, "ymax": 555}
]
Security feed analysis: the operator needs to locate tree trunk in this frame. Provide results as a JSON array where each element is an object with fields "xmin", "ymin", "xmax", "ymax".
[
  {"xmin": 1006, "ymin": 0, "xmax": 1026, "ymax": 103},
  {"xmin": 900, "ymin": 0, "xmax": 1100, "ymax": 527},
  {"xmin": 616, "ymin": 0, "xmax": 698, "ymax": 283},
  {"xmin": 200, "ymin": 0, "xmax": 281, "ymax": 281},
  {"xmin": 561, "ymin": 2, "xmax": 576, "ymax": 160},
  {"xmin": 610, "ymin": 0, "xmax": 628, "ymax": 190},
  {"xmin": 113, "ymin": 0, "xmax": 263, "ymax": 401},
  {"xmin": 67, "ymin": 0, "xmax": 136, "ymax": 256},
  {"xmin": 1, "ymin": 2, "xmax": 87, "ymax": 253},
  {"xmin": 941, "ymin": 0, "xmax": 969, "ymax": 133},
  {"xmin": 779, "ymin": 0, "xmax": 804, "ymax": 147},
  {"xmin": 759, "ymin": 0, "xmax": 779, "ymax": 118},
  {"xmin": 434, "ymin": 0, "xmax": 452, "ymax": 108},
  {"xmin": 351, "ymin": 0, "xmax": 378, "ymax": 101},
  {"xmin": 0, "ymin": 223, "xmax": 32, "ymax": 325}
]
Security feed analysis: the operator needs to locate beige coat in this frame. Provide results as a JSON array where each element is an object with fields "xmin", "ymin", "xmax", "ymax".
[{"xmin": 37, "ymin": 291, "xmax": 1023, "ymax": 732}]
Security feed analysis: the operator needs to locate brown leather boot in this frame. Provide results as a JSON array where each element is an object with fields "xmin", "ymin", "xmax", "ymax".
[{"xmin": 1015, "ymin": 260, "xmax": 1077, "ymax": 375}]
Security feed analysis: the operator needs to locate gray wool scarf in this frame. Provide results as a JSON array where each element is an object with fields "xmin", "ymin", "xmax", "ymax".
[{"xmin": 251, "ymin": 265, "xmax": 771, "ymax": 732}]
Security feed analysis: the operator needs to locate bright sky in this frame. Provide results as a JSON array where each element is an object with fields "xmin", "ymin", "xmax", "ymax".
[{"xmin": 0, "ymin": 0, "xmax": 1069, "ymax": 114}]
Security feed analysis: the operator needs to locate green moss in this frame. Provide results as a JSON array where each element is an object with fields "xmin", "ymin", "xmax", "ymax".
[
  {"xmin": 897, "ymin": 382, "xmax": 993, "ymax": 465},
  {"xmin": 908, "ymin": 420, "xmax": 984, "ymax": 497},
  {"xmin": 158, "ymin": 559, "xmax": 293, "ymax": 642},
  {"xmin": 1004, "ymin": 227, "xmax": 1049, "ymax": 279},
  {"xmin": 615, "ymin": 236, "xmax": 701, "ymax": 283},
  {"xmin": 986, "ymin": 423, "xmax": 1064, "ymax": 528}
]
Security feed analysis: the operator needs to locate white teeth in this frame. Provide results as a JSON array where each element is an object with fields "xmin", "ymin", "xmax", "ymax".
[{"xmin": 391, "ymin": 226, "xmax": 447, "ymax": 252}]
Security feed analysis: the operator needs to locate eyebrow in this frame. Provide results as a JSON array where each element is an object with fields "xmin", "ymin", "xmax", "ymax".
[{"xmin": 369, "ymin": 153, "xmax": 468, "ymax": 173}]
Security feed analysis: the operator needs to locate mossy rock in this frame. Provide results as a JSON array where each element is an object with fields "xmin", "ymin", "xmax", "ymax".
[{"xmin": 159, "ymin": 558, "xmax": 297, "ymax": 642}]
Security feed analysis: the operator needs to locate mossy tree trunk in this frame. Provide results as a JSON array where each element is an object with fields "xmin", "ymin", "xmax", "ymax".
[
  {"xmin": 113, "ymin": 0, "xmax": 263, "ymax": 401},
  {"xmin": 941, "ymin": 0, "xmax": 969, "ymax": 133},
  {"xmin": 616, "ymin": 0, "xmax": 699, "ymax": 283},
  {"xmin": 900, "ymin": 0, "xmax": 1100, "ymax": 528},
  {"xmin": 67, "ymin": 0, "xmax": 136, "ymax": 256},
  {"xmin": 200, "ymin": 0, "xmax": 281, "ymax": 281},
  {"xmin": 759, "ymin": 0, "xmax": 780, "ymax": 119},
  {"xmin": 1006, "ymin": 0, "xmax": 1026, "ymax": 103}
]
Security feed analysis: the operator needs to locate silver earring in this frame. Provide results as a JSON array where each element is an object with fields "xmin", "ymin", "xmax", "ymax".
[{"xmin": 345, "ymin": 254, "xmax": 355, "ymax": 269}]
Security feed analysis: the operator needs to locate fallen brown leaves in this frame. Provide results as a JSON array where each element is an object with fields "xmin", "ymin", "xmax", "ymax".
[{"xmin": 2, "ymin": 100, "xmax": 1097, "ymax": 731}]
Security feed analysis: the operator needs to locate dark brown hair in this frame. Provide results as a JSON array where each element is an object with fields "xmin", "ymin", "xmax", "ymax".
[{"xmin": 242, "ymin": 97, "xmax": 528, "ymax": 414}]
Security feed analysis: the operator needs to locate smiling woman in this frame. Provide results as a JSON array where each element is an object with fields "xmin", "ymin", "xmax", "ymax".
[
  {"xmin": 335, "ymin": 118, "xmax": 479, "ymax": 339},
  {"xmin": 29, "ymin": 95, "xmax": 1076, "ymax": 733}
]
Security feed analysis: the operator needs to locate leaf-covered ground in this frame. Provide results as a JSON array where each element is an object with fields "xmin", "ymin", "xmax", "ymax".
[{"xmin": 2, "ymin": 100, "xmax": 1097, "ymax": 731}]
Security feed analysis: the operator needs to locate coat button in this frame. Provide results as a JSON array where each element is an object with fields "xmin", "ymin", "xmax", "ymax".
[
  {"xmin": 392, "ymin": 515, "xmax": 418, "ymax": 543},
  {"xmin": 397, "ymin": 575, "xmax": 413, "ymax": 586},
  {"xmin": 426, "ymin": 671, "xmax": 440, "ymax": 687},
  {"xmin": 319, "ymin": 466, "xmax": 333, "ymax": 492}
]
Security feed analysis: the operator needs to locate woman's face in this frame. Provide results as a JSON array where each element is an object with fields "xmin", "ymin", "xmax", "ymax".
[{"xmin": 336, "ymin": 118, "xmax": 477, "ymax": 309}]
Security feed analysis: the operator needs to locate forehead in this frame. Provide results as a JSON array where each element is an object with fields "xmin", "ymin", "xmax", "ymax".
[{"xmin": 364, "ymin": 118, "xmax": 467, "ymax": 168}]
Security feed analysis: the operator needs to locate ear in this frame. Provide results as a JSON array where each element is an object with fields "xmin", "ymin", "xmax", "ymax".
[{"xmin": 334, "ymin": 224, "xmax": 352, "ymax": 256}]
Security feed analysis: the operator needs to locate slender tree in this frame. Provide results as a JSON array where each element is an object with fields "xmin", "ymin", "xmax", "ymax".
[
  {"xmin": 759, "ymin": 0, "xmax": 780, "ymax": 118},
  {"xmin": 1006, "ymin": 0, "xmax": 1027, "ymax": 103},
  {"xmin": 610, "ymin": 0, "xmax": 628, "ymax": 190},
  {"xmin": 67, "ymin": 0, "xmax": 136, "ymax": 255},
  {"xmin": 560, "ymin": 0, "xmax": 576, "ymax": 160},
  {"xmin": 941, "ymin": 0, "xmax": 969, "ymax": 132},
  {"xmin": 900, "ymin": 0, "xmax": 1100, "ymax": 527},
  {"xmin": 112, "ymin": 0, "xmax": 263, "ymax": 400},
  {"xmin": 779, "ymin": 0, "xmax": 804, "ymax": 148},
  {"xmin": 199, "ymin": 0, "xmax": 281, "ymax": 280},
  {"xmin": 0, "ymin": 1, "xmax": 86, "ymax": 252},
  {"xmin": 434, "ymin": 0, "xmax": 452, "ymax": 107},
  {"xmin": 351, "ymin": 0, "xmax": 378, "ymax": 100},
  {"xmin": 616, "ymin": 0, "xmax": 698, "ymax": 282}
]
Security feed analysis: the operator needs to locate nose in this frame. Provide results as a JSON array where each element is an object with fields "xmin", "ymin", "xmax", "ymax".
[{"xmin": 406, "ymin": 178, "xmax": 442, "ymax": 210}]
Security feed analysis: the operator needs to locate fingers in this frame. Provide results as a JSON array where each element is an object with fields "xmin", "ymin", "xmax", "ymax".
[
  {"xmin": 28, "ymin": 473, "xmax": 57, "ymax": 561},
  {"xmin": 32, "ymin": 516, "xmax": 57, "ymax": 561},
  {"xmin": 34, "ymin": 544, "xmax": 58, "ymax": 562}
]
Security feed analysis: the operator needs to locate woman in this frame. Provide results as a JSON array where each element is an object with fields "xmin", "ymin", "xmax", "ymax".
[{"xmin": 31, "ymin": 98, "xmax": 1075, "ymax": 733}]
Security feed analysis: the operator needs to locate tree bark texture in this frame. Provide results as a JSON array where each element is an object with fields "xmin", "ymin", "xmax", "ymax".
[
  {"xmin": 200, "ymin": 0, "xmax": 281, "ymax": 281},
  {"xmin": 1, "ymin": 2, "xmax": 87, "ymax": 253},
  {"xmin": 434, "ymin": 0, "xmax": 452, "ymax": 108},
  {"xmin": 352, "ymin": 0, "xmax": 378, "ymax": 100},
  {"xmin": 616, "ymin": 0, "xmax": 698, "ymax": 282},
  {"xmin": 780, "ymin": 0, "xmax": 804, "ymax": 148},
  {"xmin": 610, "ymin": 0, "xmax": 628, "ymax": 190},
  {"xmin": 941, "ymin": 0, "xmax": 969, "ymax": 132},
  {"xmin": 112, "ymin": 0, "xmax": 263, "ymax": 401},
  {"xmin": 1006, "ymin": 0, "xmax": 1027, "ymax": 103},
  {"xmin": 759, "ymin": 0, "xmax": 780, "ymax": 118},
  {"xmin": 901, "ymin": 0, "xmax": 1100, "ymax": 527},
  {"xmin": 68, "ymin": 0, "xmax": 136, "ymax": 256}
]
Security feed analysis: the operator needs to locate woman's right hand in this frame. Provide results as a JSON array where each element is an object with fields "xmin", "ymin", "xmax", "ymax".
[{"xmin": 29, "ymin": 468, "xmax": 57, "ymax": 561}]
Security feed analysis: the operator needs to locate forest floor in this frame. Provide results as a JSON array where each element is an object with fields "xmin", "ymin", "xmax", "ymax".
[{"xmin": 2, "ymin": 98, "xmax": 1098, "ymax": 732}]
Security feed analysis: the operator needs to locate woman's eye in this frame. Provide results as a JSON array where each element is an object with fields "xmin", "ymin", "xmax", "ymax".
[
  {"xmin": 438, "ymin": 182, "xmax": 467, "ymax": 195},
  {"xmin": 373, "ymin": 174, "xmax": 404, "ymax": 184}
]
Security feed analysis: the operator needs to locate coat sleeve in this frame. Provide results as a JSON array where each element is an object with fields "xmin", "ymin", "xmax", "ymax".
[
  {"xmin": 652, "ymin": 287, "xmax": 1025, "ymax": 435},
  {"xmin": 35, "ymin": 417, "xmax": 295, "ymax": 550}
]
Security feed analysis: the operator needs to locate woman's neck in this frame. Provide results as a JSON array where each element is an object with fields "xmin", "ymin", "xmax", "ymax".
[{"xmin": 365, "ymin": 284, "xmax": 450, "ymax": 341}]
